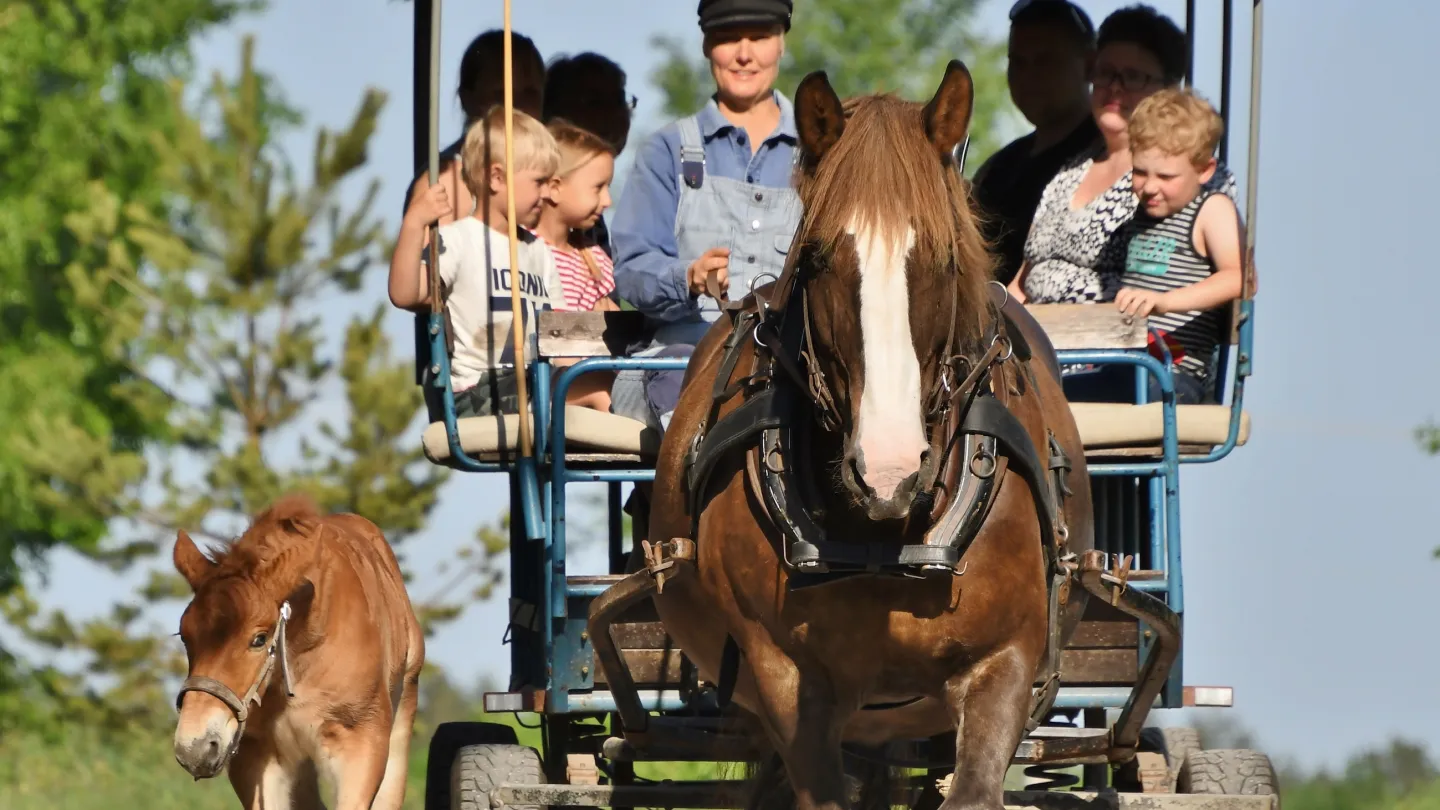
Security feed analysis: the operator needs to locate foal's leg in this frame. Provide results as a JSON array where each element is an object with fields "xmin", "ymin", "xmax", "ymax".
[
  {"xmin": 744, "ymin": 644, "xmax": 853, "ymax": 810},
  {"xmin": 321, "ymin": 721, "xmax": 392, "ymax": 810},
  {"xmin": 370, "ymin": 678, "xmax": 421, "ymax": 810},
  {"xmin": 939, "ymin": 647, "xmax": 1036, "ymax": 810}
]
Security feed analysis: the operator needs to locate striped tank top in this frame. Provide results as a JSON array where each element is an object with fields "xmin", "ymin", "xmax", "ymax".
[{"xmin": 1121, "ymin": 190, "xmax": 1224, "ymax": 384}]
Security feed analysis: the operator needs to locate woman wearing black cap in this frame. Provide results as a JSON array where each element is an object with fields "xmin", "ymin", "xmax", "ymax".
[{"xmin": 607, "ymin": 0, "xmax": 800, "ymax": 431}]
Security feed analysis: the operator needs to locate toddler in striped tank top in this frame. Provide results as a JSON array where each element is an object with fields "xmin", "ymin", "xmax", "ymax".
[
  {"xmin": 533, "ymin": 121, "xmax": 622, "ymax": 411},
  {"xmin": 1115, "ymin": 88, "xmax": 1245, "ymax": 404}
]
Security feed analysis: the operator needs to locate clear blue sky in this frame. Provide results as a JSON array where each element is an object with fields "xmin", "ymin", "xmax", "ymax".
[{"xmin": 31, "ymin": 0, "xmax": 1440, "ymax": 773}]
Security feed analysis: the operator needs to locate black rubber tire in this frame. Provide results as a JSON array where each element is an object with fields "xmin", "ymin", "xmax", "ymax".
[
  {"xmin": 451, "ymin": 743, "xmax": 546, "ymax": 810},
  {"xmin": 1155, "ymin": 727, "xmax": 1203, "ymax": 766},
  {"xmin": 1180, "ymin": 749, "xmax": 1279, "ymax": 796},
  {"xmin": 423, "ymin": 722, "xmax": 520, "ymax": 810}
]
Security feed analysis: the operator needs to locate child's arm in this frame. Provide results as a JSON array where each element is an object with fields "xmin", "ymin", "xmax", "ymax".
[
  {"xmin": 388, "ymin": 182, "xmax": 453, "ymax": 310},
  {"xmin": 1006, "ymin": 260, "xmax": 1031, "ymax": 305},
  {"xmin": 1165, "ymin": 193, "xmax": 1244, "ymax": 313}
]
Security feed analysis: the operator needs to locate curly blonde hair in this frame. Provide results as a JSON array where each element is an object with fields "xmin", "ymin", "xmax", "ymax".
[{"xmin": 1129, "ymin": 87, "xmax": 1224, "ymax": 167}]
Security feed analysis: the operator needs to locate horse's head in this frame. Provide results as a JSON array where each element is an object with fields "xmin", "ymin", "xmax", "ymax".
[
  {"xmin": 793, "ymin": 61, "xmax": 994, "ymax": 523},
  {"xmin": 171, "ymin": 497, "xmax": 323, "ymax": 779}
]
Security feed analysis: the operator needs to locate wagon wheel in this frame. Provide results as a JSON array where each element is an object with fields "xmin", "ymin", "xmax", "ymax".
[
  {"xmin": 451, "ymin": 743, "xmax": 547, "ymax": 810},
  {"xmin": 1179, "ymin": 749, "xmax": 1280, "ymax": 799},
  {"xmin": 424, "ymin": 722, "xmax": 519, "ymax": 810}
]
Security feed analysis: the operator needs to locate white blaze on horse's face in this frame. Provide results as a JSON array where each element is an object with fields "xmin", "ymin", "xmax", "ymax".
[{"xmin": 850, "ymin": 217, "xmax": 928, "ymax": 504}]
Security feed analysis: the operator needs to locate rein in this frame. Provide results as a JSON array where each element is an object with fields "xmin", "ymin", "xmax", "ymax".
[{"xmin": 174, "ymin": 601, "xmax": 296, "ymax": 763}]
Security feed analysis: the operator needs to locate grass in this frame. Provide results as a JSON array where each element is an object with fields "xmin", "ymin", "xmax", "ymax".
[{"xmin": 0, "ymin": 710, "xmax": 724, "ymax": 810}]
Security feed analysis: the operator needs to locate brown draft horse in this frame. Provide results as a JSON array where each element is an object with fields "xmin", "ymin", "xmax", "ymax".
[
  {"xmin": 647, "ymin": 62, "xmax": 1095, "ymax": 810},
  {"xmin": 171, "ymin": 494, "xmax": 424, "ymax": 810}
]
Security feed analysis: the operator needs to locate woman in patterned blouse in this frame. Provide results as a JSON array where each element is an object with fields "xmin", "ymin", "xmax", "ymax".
[{"xmin": 1006, "ymin": 4, "xmax": 1236, "ymax": 309}]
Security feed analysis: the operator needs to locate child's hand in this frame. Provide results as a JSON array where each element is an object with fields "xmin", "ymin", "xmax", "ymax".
[
  {"xmin": 1115, "ymin": 287, "xmax": 1169, "ymax": 317},
  {"xmin": 405, "ymin": 182, "xmax": 453, "ymax": 227}
]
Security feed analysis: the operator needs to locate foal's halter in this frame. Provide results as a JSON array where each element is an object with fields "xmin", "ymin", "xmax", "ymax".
[{"xmin": 175, "ymin": 601, "xmax": 297, "ymax": 762}]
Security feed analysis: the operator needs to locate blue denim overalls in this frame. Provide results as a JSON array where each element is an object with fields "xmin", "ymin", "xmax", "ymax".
[{"xmin": 611, "ymin": 113, "xmax": 802, "ymax": 430}]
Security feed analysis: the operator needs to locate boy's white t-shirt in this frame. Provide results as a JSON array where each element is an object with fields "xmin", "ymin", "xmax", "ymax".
[{"xmin": 428, "ymin": 217, "xmax": 563, "ymax": 391}]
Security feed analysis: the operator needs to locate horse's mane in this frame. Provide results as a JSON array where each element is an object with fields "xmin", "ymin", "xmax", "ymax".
[
  {"xmin": 796, "ymin": 94, "xmax": 995, "ymax": 341},
  {"xmin": 208, "ymin": 493, "xmax": 325, "ymax": 579}
]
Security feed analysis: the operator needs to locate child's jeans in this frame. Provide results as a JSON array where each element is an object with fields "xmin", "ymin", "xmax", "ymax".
[{"xmin": 1061, "ymin": 364, "xmax": 1210, "ymax": 405}]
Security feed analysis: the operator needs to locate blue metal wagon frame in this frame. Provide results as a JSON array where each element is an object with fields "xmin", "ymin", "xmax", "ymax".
[{"xmin": 405, "ymin": 0, "xmax": 1269, "ymax": 806}]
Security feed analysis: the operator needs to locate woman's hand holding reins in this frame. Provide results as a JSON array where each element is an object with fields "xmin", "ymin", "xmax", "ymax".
[{"xmin": 688, "ymin": 247, "xmax": 730, "ymax": 300}]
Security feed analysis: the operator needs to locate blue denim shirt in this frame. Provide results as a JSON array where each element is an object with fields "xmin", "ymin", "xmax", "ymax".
[{"xmin": 609, "ymin": 92, "xmax": 800, "ymax": 323}]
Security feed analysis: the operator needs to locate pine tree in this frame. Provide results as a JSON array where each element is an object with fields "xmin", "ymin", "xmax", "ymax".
[{"xmin": 1, "ymin": 35, "xmax": 505, "ymax": 735}]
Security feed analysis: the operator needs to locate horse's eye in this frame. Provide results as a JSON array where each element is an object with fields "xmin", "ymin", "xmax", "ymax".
[{"xmin": 249, "ymin": 633, "xmax": 268, "ymax": 649}]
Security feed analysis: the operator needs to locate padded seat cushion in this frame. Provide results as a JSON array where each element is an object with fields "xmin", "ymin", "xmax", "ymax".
[
  {"xmin": 1070, "ymin": 402, "xmax": 1250, "ymax": 449},
  {"xmin": 422, "ymin": 403, "xmax": 1249, "ymax": 464},
  {"xmin": 422, "ymin": 407, "xmax": 661, "ymax": 463}
]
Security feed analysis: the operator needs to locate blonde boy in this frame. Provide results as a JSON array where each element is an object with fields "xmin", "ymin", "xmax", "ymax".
[
  {"xmin": 389, "ymin": 107, "xmax": 563, "ymax": 416},
  {"xmin": 1115, "ymin": 87, "xmax": 1244, "ymax": 403}
]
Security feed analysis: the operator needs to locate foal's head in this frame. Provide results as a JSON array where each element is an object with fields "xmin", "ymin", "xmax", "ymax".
[
  {"xmin": 171, "ymin": 496, "xmax": 323, "ymax": 779},
  {"xmin": 793, "ymin": 61, "xmax": 995, "ymax": 522}
]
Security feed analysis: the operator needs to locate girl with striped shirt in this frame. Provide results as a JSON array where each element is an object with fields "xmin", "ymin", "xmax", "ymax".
[{"xmin": 532, "ymin": 121, "xmax": 621, "ymax": 410}]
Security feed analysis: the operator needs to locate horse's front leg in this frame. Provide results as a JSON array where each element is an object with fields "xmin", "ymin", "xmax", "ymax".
[
  {"xmin": 744, "ymin": 640, "xmax": 854, "ymax": 810},
  {"xmin": 940, "ymin": 646, "xmax": 1036, "ymax": 810}
]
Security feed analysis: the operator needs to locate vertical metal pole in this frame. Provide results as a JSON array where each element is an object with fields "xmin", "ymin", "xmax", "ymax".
[
  {"xmin": 1245, "ymin": 0, "xmax": 1264, "ymax": 253},
  {"xmin": 608, "ymin": 482, "xmax": 624, "ymax": 574},
  {"xmin": 502, "ymin": 1, "xmax": 535, "ymax": 460},
  {"xmin": 1220, "ymin": 0, "xmax": 1234, "ymax": 164},
  {"xmin": 412, "ymin": 0, "xmax": 436, "ymax": 386},
  {"xmin": 425, "ymin": 0, "xmax": 443, "ymax": 315},
  {"xmin": 1184, "ymin": 0, "xmax": 1196, "ymax": 87}
]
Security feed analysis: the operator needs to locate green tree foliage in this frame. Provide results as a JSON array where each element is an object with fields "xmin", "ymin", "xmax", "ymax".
[
  {"xmin": 1417, "ymin": 420, "xmax": 1440, "ymax": 457},
  {"xmin": 0, "ymin": 0, "xmax": 258, "ymax": 594},
  {"xmin": 0, "ymin": 34, "xmax": 505, "ymax": 737},
  {"xmin": 648, "ymin": 0, "xmax": 1019, "ymax": 174}
]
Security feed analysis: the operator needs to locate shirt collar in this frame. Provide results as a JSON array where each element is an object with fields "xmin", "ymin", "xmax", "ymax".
[{"xmin": 696, "ymin": 90, "xmax": 798, "ymax": 144}]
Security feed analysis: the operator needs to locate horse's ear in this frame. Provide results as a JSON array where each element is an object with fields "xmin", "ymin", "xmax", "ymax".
[
  {"xmin": 922, "ymin": 60, "xmax": 975, "ymax": 159},
  {"xmin": 795, "ymin": 70, "xmax": 846, "ymax": 162},
  {"xmin": 173, "ymin": 530, "xmax": 215, "ymax": 590}
]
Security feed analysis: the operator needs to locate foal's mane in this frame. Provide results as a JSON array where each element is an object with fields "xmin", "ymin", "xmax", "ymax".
[
  {"xmin": 208, "ymin": 493, "xmax": 325, "ymax": 580},
  {"xmin": 796, "ymin": 94, "xmax": 995, "ymax": 341}
]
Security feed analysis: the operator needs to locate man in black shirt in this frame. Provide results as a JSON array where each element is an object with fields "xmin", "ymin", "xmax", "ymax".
[{"xmin": 972, "ymin": 0, "xmax": 1100, "ymax": 285}]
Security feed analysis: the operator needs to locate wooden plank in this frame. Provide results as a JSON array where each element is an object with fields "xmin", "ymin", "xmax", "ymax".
[
  {"xmin": 1085, "ymin": 444, "xmax": 1216, "ymax": 460},
  {"xmin": 593, "ymin": 648, "xmax": 688, "ymax": 686},
  {"xmin": 1069, "ymin": 619, "xmax": 1139, "ymax": 649},
  {"xmin": 609, "ymin": 621, "xmax": 671, "ymax": 650},
  {"xmin": 592, "ymin": 644, "xmax": 1133, "ymax": 687},
  {"xmin": 1054, "ymin": 648, "xmax": 1138, "ymax": 686},
  {"xmin": 537, "ymin": 311, "xmax": 650, "ymax": 358},
  {"xmin": 1027, "ymin": 303, "xmax": 1147, "ymax": 350}
]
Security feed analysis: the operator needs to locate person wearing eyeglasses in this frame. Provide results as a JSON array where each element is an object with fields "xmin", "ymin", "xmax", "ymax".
[
  {"xmin": 970, "ymin": 0, "xmax": 1100, "ymax": 287},
  {"xmin": 608, "ymin": 0, "xmax": 801, "ymax": 432},
  {"xmin": 1006, "ymin": 4, "xmax": 1238, "ymax": 401}
]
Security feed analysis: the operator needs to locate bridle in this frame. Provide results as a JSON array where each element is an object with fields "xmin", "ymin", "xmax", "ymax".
[{"xmin": 174, "ymin": 601, "xmax": 296, "ymax": 763}]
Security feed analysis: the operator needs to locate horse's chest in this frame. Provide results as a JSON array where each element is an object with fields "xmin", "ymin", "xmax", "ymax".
[{"xmin": 269, "ymin": 706, "xmax": 325, "ymax": 766}]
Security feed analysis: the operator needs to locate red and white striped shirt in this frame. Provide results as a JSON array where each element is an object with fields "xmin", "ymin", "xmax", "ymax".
[{"xmin": 546, "ymin": 241, "xmax": 616, "ymax": 311}]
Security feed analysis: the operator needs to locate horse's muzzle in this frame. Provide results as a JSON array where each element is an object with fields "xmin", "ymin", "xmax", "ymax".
[
  {"xmin": 174, "ymin": 729, "xmax": 234, "ymax": 780},
  {"xmin": 842, "ymin": 445, "xmax": 933, "ymax": 521}
]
